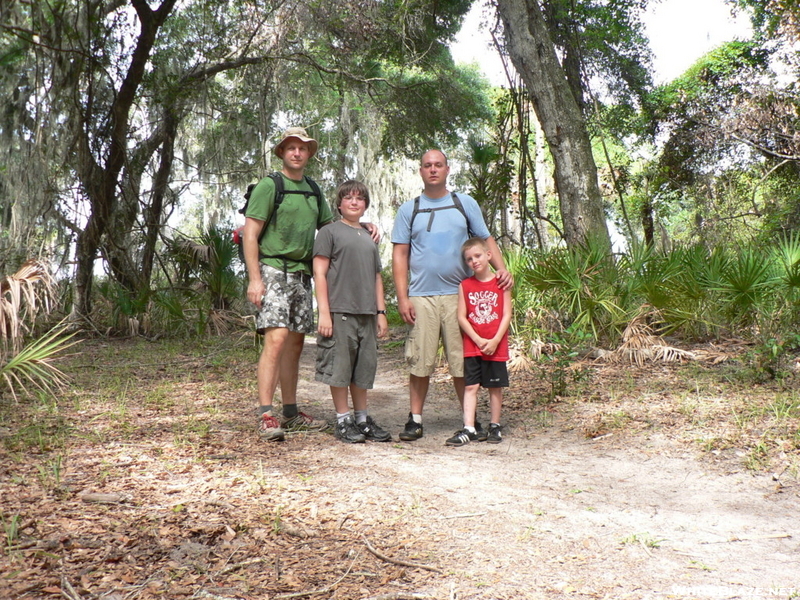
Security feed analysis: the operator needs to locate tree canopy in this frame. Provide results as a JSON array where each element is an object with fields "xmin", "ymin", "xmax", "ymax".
[{"xmin": 2, "ymin": 0, "xmax": 800, "ymax": 333}]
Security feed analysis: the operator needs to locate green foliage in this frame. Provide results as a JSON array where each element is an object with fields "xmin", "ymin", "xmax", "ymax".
[
  {"xmin": 91, "ymin": 226, "xmax": 244, "ymax": 337},
  {"xmin": 650, "ymin": 41, "xmax": 770, "ymax": 120},
  {"xmin": 740, "ymin": 333, "xmax": 800, "ymax": 382},
  {"xmin": 538, "ymin": 329, "xmax": 593, "ymax": 400},
  {"xmin": 543, "ymin": 0, "xmax": 654, "ymax": 109},
  {"xmin": 2, "ymin": 513, "xmax": 20, "ymax": 550},
  {"xmin": 511, "ymin": 234, "xmax": 800, "ymax": 367},
  {"xmin": 380, "ymin": 266, "xmax": 404, "ymax": 328},
  {"xmin": 377, "ymin": 59, "xmax": 494, "ymax": 156},
  {"xmin": 640, "ymin": 40, "xmax": 786, "ymax": 221},
  {"xmin": 521, "ymin": 237, "xmax": 626, "ymax": 344},
  {"xmin": 713, "ymin": 248, "xmax": 776, "ymax": 326},
  {"xmin": 95, "ymin": 279, "xmax": 150, "ymax": 335},
  {"xmin": 0, "ymin": 260, "xmax": 76, "ymax": 401},
  {"xmin": 0, "ymin": 324, "xmax": 79, "ymax": 401},
  {"xmin": 160, "ymin": 226, "xmax": 243, "ymax": 335}
]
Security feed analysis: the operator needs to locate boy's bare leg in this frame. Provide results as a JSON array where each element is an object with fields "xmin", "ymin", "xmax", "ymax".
[
  {"xmin": 489, "ymin": 387, "xmax": 503, "ymax": 424},
  {"xmin": 350, "ymin": 385, "xmax": 368, "ymax": 412},
  {"xmin": 463, "ymin": 383, "xmax": 479, "ymax": 428},
  {"xmin": 330, "ymin": 386, "xmax": 350, "ymax": 414}
]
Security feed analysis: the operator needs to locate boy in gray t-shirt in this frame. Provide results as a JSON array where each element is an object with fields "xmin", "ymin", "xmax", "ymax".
[{"xmin": 312, "ymin": 180, "xmax": 391, "ymax": 443}]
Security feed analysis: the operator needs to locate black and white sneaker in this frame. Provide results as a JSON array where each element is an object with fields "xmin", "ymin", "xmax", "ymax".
[
  {"xmin": 487, "ymin": 423, "xmax": 503, "ymax": 444},
  {"xmin": 335, "ymin": 416, "xmax": 366, "ymax": 444},
  {"xmin": 358, "ymin": 416, "xmax": 392, "ymax": 442},
  {"xmin": 445, "ymin": 428, "xmax": 477, "ymax": 447},
  {"xmin": 475, "ymin": 421, "xmax": 488, "ymax": 442},
  {"xmin": 399, "ymin": 413, "xmax": 423, "ymax": 441}
]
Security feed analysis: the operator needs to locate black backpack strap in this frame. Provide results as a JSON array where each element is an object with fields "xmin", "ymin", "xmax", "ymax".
[
  {"xmin": 262, "ymin": 172, "xmax": 284, "ymax": 232},
  {"xmin": 408, "ymin": 193, "xmax": 474, "ymax": 238},
  {"xmin": 258, "ymin": 173, "xmax": 323, "ymax": 274},
  {"xmin": 239, "ymin": 183, "xmax": 258, "ymax": 215},
  {"xmin": 450, "ymin": 192, "xmax": 475, "ymax": 237},
  {"xmin": 409, "ymin": 196, "xmax": 422, "ymax": 233},
  {"xmin": 304, "ymin": 176, "xmax": 324, "ymax": 222}
]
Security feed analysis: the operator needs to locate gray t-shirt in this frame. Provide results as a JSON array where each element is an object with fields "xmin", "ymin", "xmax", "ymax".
[
  {"xmin": 391, "ymin": 192, "xmax": 490, "ymax": 296},
  {"xmin": 313, "ymin": 221, "xmax": 382, "ymax": 314}
]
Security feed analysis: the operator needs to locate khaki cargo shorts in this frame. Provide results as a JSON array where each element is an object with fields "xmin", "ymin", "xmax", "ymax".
[{"xmin": 405, "ymin": 295, "xmax": 464, "ymax": 378}]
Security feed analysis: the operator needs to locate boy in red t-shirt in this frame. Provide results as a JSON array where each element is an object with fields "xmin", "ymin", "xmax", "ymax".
[{"xmin": 448, "ymin": 237, "xmax": 513, "ymax": 446}]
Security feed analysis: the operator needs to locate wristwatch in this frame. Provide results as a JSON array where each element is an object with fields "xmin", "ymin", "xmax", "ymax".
[{"xmin": 377, "ymin": 310, "xmax": 387, "ymax": 315}]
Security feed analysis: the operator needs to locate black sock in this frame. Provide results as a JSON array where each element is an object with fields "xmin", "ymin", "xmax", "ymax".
[{"xmin": 283, "ymin": 404, "xmax": 299, "ymax": 419}]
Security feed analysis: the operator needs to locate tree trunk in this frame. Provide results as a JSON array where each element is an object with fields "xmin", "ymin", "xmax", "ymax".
[
  {"xmin": 496, "ymin": 0, "xmax": 610, "ymax": 249},
  {"xmin": 141, "ymin": 109, "xmax": 178, "ymax": 289},
  {"xmin": 71, "ymin": 0, "xmax": 177, "ymax": 321}
]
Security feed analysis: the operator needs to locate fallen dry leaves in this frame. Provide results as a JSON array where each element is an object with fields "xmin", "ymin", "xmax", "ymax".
[
  {"xmin": 1, "ymin": 333, "xmax": 798, "ymax": 600},
  {"xmin": 0, "ymin": 337, "xmax": 442, "ymax": 600}
]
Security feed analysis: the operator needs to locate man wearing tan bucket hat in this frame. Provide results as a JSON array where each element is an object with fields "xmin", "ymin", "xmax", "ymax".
[{"xmin": 243, "ymin": 127, "xmax": 378, "ymax": 441}]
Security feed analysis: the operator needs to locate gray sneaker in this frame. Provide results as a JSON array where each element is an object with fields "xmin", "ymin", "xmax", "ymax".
[
  {"xmin": 335, "ymin": 416, "xmax": 366, "ymax": 443},
  {"xmin": 357, "ymin": 416, "xmax": 392, "ymax": 442},
  {"xmin": 259, "ymin": 413, "xmax": 285, "ymax": 441},
  {"xmin": 282, "ymin": 411, "xmax": 330, "ymax": 432}
]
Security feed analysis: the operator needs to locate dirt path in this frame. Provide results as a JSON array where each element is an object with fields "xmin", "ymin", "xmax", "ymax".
[
  {"xmin": 1, "ymin": 336, "xmax": 798, "ymax": 600},
  {"xmin": 294, "ymin": 339, "xmax": 799, "ymax": 599}
]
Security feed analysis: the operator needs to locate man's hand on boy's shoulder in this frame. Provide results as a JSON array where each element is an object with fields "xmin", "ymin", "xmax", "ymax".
[
  {"xmin": 361, "ymin": 222, "xmax": 381, "ymax": 244},
  {"xmin": 496, "ymin": 268, "xmax": 514, "ymax": 290}
]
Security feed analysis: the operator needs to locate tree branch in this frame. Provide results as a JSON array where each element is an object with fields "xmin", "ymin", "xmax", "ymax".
[{"xmin": 362, "ymin": 536, "xmax": 442, "ymax": 574}]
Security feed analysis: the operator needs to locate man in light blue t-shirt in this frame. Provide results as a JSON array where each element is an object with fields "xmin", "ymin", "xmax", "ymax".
[{"xmin": 391, "ymin": 149, "xmax": 513, "ymax": 442}]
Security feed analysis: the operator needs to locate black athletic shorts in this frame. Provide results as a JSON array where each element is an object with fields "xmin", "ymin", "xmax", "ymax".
[{"xmin": 464, "ymin": 356, "xmax": 509, "ymax": 388}]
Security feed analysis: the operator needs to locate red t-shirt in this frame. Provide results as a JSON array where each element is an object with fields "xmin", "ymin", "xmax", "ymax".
[{"xmin": 461, "ymin": 275, "xmax": 509, "ymax": 361}]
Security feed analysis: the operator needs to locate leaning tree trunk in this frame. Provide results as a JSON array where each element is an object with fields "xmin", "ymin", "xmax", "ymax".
[{"xmin": 496, "ymin": 0, "xmax": 610, "ymax": 249}]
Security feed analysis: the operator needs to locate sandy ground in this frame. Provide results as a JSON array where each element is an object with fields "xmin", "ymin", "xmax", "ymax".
[{"xmin": 293, "ymin": 339, "xmax": 799, "ymax": 600}]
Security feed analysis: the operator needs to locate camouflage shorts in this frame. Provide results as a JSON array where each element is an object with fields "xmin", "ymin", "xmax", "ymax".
[{"xmin": 255, "ymin": 264, "xmax": 314, "ymax": 334}]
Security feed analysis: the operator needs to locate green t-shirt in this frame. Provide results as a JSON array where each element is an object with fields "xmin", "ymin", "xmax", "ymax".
[{"xmin": 244, "ymin": 174, "xmax": 333, "ymax": 274}]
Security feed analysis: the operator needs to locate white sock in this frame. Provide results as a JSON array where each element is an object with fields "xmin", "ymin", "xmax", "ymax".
[
  {"xmin": 336, "ymin": 412, "xmax": 351, "ymax": 423},
  {"xmin": 411, "ymin": 413, "xmax": 422, "ymax": 424},
  {"xmin": 355, "ymin": 410, "xmax": 368, "ymax": 424}
]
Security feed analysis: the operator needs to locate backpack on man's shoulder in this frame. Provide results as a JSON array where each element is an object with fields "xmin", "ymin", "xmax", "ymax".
[
  {"xmin": 232, "ymin": 172, "xmax": 323, "ymax": 264},
  {"xmin": 409, "ymin": 192, "xmax": 476, "ymax": 240}
]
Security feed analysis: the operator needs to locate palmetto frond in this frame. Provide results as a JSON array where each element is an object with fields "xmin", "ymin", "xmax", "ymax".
[
  {"xmin": 1, "ymin": 260, "xmax": 56, "ymax": 359},
  {"xmin": 1, "ymin": 324, "xmax": 79, "ymax": 402},
  {"xmin": 604, "ymin": 308, "xmax": 695, "ymax": 367}
]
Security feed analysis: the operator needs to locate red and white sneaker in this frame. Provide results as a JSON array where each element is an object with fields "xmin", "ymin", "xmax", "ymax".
[{"xmin": 259, "ymin": 413, "xmax": 285, "ymax": 441}]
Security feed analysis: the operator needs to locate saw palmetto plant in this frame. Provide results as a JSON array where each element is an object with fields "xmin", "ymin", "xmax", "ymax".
[{"xmin": 0, "ymin": 260, "xmax": 78, "ymax": 400}]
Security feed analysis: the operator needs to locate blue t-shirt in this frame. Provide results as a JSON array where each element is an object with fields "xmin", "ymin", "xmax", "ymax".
[{"xmin": 391, "ymin": 192, "xmax": 490, "ymax": 296}]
